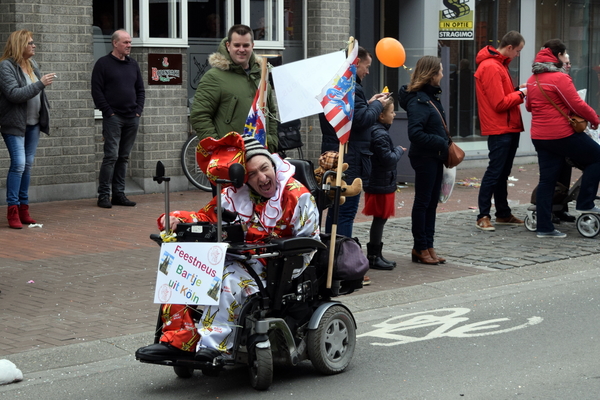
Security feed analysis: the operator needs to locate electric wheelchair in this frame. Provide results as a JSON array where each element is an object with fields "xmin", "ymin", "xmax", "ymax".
[{"xmin": 135, "ymin": 159, "xmax": 363, "ymax": 390}]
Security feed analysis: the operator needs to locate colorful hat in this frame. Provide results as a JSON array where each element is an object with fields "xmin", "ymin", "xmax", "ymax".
[
  {"xmin": 196, "ymin": 132, "xmax": 246, "ymax": 184},
  {"xmin": 242, "ymin": 134, "xmax": 273, "ymax": 163}
]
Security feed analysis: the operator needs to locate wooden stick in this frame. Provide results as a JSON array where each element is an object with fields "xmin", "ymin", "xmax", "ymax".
[
  {"xmin": 258, "ymin": 58, "xmax": 268, "ymax": 148},
  {"xmin": 326, "ymin": 141, "xmax": 347, "ymax": 288},
  {"xmin": 326, "ymin": 36, "xmax": 354, "ymax": 289}
]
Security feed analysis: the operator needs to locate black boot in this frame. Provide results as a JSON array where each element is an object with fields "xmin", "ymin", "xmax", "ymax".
[
  {"xmin": 380, "ymin": 242, "xmax": 397, "ymax": 267},
  {"xmin": 367, "ymin": 242, "xmax": 395, "ymax": 270}
]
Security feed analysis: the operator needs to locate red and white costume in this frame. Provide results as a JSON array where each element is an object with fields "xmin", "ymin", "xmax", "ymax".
[{"xmin": 158, "ymin": 154, "xmax": 320, "ymax": 353}]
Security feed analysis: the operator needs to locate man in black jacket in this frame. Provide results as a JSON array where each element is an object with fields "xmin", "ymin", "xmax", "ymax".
[
  {"xmin": 91, "ymin": 29, "xmax": 145, "ymax": 209},
  {"xmin": 319, "ymin": 46, "xmax": 390, "ymax": 237}
]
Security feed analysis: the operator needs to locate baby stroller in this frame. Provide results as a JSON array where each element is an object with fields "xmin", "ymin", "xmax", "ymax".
[
  {"xmin": 524, "ymin": 181, "xmax": 579, "ymax": 232},
  {"xmin": 524, "ymin": 159, "xmax": 600, "ymax": 237},
  {"xmin": 135, "ymin": 158, "xmax": 364, "ymax": 390}
]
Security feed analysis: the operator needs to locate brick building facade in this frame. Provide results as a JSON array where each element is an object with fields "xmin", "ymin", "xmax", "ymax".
[{"xmin": 0, "ymin": 0, "xmax": 352, "ymax": 205}]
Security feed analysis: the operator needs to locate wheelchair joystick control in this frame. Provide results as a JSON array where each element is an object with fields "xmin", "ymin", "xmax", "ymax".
[
  {"xmin": 214, "ymin": 163, "xmax": 245, "ymax": 242},
  {"xmin": 153, "ymin": 161, "xmax": 171, "ymax": 235}
]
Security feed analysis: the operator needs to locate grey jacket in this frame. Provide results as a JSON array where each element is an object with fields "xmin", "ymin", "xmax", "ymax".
[{"xmin": 0, "ymin": 58, "xmax": 50, "ymax": 136}]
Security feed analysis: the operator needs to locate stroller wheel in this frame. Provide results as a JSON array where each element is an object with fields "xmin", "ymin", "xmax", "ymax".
[
  {"xmin": 524, "ymin": 213, "xmax": 537, "ymax": 232},
  {"xmin": 576, "ymin": 214, "xmax": 600, "ymax": 238}
]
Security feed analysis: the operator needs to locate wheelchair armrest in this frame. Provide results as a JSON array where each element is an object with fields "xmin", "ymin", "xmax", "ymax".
[{"xmin": 269, "ymin": 237, "xmax": 326, "ymax": 252}]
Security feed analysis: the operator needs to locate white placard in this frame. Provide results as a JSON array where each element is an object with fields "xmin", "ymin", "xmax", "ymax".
[
  {"xmin": 154, "ymin": 242, "xmax": 227, "ymax": 305},
  {"xmin": 272, "ymin": 51, "xmax": 346, "ymax": 123}
]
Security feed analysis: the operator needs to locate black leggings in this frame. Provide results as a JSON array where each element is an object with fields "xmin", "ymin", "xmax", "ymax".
[{"xmin": 369, "ymin": 217, "xmax": 388, "ymax": 244}]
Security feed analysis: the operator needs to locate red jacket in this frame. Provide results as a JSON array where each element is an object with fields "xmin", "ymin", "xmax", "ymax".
[
  {"xmin": 474, "ymin": 46, "xmax": 524, "ymax": 136},
  {"xmin": 525, "ymin": 48, "xmax": 599, "ymax": 140}
]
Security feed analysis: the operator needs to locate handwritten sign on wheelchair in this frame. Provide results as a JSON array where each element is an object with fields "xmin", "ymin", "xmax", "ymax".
[{"xmin": 154, "ymin": 243, "xmax": 227, "ymax": 305}]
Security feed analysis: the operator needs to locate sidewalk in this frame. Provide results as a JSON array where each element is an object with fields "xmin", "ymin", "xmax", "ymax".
[{"xmin": 0, "ymin": 162, "xmax": 595, "ymax": 357}]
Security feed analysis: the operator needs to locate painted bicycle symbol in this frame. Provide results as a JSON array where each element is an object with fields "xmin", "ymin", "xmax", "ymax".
[{"xmin": 358, "ymin": 307, "xmax": 543, "ymax": 346}]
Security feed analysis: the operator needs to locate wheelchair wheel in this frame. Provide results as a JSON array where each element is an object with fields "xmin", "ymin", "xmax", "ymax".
[
  {"xmin": 307, "ymin": 305, "xmax": 356, "ymax": 375},
  {"xmin": 181, "ymin": 134, "xmax": 212, "ymax": 192},
  {"xmin": 248, "ymin": 345, "xmax": 273, "ymax": 390},
  {"xmin": 576, "ymin": 214, "xmax": 600, "ymax": 238},
  {"xmin": 173, "ymin": 366, "xmax": 194, "ymax": 379},
  {"xmin": 524, "ymin": 212, "xmax": 537, "ymax": 232}
]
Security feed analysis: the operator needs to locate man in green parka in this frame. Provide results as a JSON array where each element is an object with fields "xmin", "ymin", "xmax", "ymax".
[{"xmin": 190, "ymin": 24, "xmax": 278, "ymax": 157}]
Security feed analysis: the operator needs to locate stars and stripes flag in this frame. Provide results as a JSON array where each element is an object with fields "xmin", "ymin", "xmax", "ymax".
[
  {"xmin": 316, "ymin": 40, "xmax": 359, "ymax": 145},
  {"xmin": 244, "ymin": 60, "xmax": 268, "ymax": 147}
]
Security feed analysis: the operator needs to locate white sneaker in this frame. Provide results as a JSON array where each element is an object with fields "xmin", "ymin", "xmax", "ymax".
[{"xmin": 576, "ymin": 206, "xmax": 600, "ymax": 214}]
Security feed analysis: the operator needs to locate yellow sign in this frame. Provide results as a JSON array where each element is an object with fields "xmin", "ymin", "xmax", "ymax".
[{"xmin": 438, "ymin": 0, "xmax": 475, "ymax": 41}]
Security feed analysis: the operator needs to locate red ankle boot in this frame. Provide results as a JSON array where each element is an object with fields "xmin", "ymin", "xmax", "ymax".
[
  {"xmin": 19, "ymin": 204, "xmax": 36, "ymax": 224},
  {"xmin": 7, "ymin": 205, "xmax": 22, "ymax": 229}
]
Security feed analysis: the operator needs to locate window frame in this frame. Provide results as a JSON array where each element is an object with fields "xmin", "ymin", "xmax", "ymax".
[
  {"xmin": 102, "ymin": 0, "xmax": 285, "ymax": 48},
  {"xmin": 130, "ymin": 0, "xmax": 189, "ymax": 48},
  {"xmin": 241, "ymin": 0, "xmax": 285, "ymax": 49}
]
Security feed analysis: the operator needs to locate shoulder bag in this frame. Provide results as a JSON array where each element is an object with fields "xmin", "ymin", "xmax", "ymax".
[
  {"xmin": 429, "ymin": 100, "xmax": 465, "ymax": 168},
  {"xmin": 535, "ymin": 75, "xmax": 587, "ymax": 133}
]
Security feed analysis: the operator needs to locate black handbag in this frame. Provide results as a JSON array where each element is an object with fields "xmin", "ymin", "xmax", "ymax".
[{"xmin": 277, "ymin": 119, "xmax": 303, "ymax": 151}]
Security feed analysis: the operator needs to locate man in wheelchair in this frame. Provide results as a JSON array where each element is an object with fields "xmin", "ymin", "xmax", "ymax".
[{"xmin": 136, "ymin": 133, "xmax": 320, "ymax": 363}]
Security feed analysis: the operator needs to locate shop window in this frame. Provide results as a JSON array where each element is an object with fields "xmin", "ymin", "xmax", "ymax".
[
  {"xmin": 186, "ymin": 0, "xmax": 285, "ymax": 47},
  {"xmin": 438, "ymin": 0, "xmax": 521, "ymax": 140},
  {"xmin": 243, "ymin": 0, "xmax": 284, "ymax": 48},
  {"xmin": 92, "ymin": 0, "xmax": 188, "ymax": 53},
  {"xmin": 92, "ymin": 0, "xmax": 124, "ymax": 61},
  {"xmin": 536, "ymin": 0, "xmax": 600, "ymax": 114},
  {"xmin": 281, "ymin": 0, "xmax": 304, "ymax": 62},
  {"xmin": 188, "ymin": 0, "xmax": 227, "ymax": 38}
]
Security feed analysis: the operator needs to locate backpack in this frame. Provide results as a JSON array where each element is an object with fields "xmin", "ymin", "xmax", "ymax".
[{"xmin": 315, "ymin": 233, "xmax": 369, "ymax": 281}]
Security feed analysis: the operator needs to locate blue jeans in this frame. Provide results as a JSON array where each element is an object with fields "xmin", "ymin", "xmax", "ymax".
[
  {"xmin": 98, "ymin": 115, "xmax": 140, "ymax": 197},
  {"xmin": 410, "ymin": 156, "xmax": 443, "ymax": 250},
  {"xmin": 325, "ymin": 191, "xmax": 361, "ymax": 237},
  {"xmin": 2, "ymin": 125, "xmax": 40, "ymax": 206},
  {"xmin": 477, "ymin": 132, "xmax": 520, "ymax": 220},
  {"xmin": 532, "ymin": 132, "xmax": 600, "ymax": 233}
]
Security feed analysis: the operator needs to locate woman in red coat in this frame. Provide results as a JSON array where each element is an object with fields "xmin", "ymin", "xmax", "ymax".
[{"xmin": 525, "ymin": 39, "xmax": 600, "ymax": 238}]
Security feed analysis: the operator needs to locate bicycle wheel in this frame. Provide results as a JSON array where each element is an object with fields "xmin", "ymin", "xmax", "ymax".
[{"xmin": 181, "ymin": 135, "xmax": 212, "ymax": 192}]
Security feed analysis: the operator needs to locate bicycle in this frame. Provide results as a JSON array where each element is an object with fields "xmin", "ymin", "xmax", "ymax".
[{"xmin": 181, "ymin": 133, "xmax": 212, "ymax": 192}]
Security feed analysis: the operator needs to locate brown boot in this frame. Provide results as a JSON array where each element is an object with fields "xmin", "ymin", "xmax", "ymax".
[
  {"xmin": 411, "ymin": 249, "xmax": 438, "ymax": 265},
  {"xmin": 19, "ymin": 204, "xmax": 36, "ymax": 224},
  {"xmin": 428, "ymin": 248, "xmax": 446, "ymax": 264},
  {"xmin": 7, "ymin": 205, "xmax": 22, "ymax": 229}
]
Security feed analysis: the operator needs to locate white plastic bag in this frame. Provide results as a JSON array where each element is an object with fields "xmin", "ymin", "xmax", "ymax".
[
  {"xmin": 587, "ymin": 126, "xmax": 600, "ymax": 145},
  {"xmin": 439, "ymin": 165, "xmax": 456, "ymax": 203}
]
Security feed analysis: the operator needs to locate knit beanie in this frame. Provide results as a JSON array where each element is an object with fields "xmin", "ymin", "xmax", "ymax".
[{"xmin": 242, "ymin": 134, "xmax": 273, "ymax": 163}]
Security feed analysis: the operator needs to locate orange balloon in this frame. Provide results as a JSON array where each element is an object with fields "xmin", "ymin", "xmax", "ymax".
[{"xmin": 375, "ymin": 37, "xmax": 406, "ymax": 68}]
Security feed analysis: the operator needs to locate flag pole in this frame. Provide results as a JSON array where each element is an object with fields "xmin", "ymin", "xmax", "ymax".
[
  {"xmin": 258, "ymin": 58, "xmax": 268, "ymax": 148},
  {"xmin": 327, "ymin": 36, "xmax": 354, "ymax": 289}
]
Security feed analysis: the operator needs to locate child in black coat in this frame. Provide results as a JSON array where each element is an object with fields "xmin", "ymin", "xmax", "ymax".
[{"xmin": 362, "ymin": 99, "xmax": 405, "ymax": 270}]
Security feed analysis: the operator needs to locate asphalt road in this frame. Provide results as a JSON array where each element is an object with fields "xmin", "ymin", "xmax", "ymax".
[{"xmin": 2, "ymin": 255, "xmax": 599, "ymax": 400}]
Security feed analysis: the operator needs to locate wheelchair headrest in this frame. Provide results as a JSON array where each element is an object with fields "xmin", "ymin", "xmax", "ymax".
[{"xmin": 287, "ymin": 159, "xmax": 319, "ymax": 194}]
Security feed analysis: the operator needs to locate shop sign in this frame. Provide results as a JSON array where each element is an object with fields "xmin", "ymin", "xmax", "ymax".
[
  {"xmin": 148, "ymin": 53, "xmax": 182, "ymax": 85},
  {"xmin": 439, "ymin": 0, "xmax": 475, "ymax": 40}
]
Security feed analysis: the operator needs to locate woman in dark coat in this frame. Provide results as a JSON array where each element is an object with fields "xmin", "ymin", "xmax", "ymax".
[
  {"xmin": 362, "ymin": 99, "xmax": 405, "ymax": 270},
  {"xmin": 398, "ymin": 56, "xmax": 448, "ymax": 265}
]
